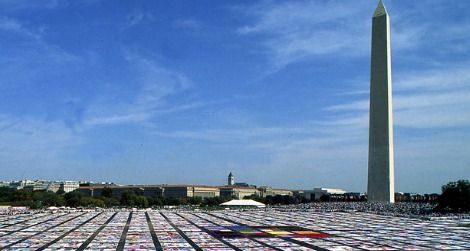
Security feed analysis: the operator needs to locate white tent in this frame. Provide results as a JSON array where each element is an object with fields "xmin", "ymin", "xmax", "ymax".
[{"xmin": 220, "ymin": 199, "xmax": 265, "ymax": 208}]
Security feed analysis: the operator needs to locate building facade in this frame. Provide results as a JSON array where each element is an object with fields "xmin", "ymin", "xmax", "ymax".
[
  {"xmin": 257, "ymin": 186, "xmax": 293, "ymax": 197},
  {"xmin": 60, "ymin": 181, "xmax": 80, "ymax": 193},
  {"xmin": 78, "ymin": 184, "xmax": 220, "ymax": 199},
  {"xmin": 220, "ymin": 186, "xmax": 259, "ymax": 199},
  {"xmin": 303, "ymin": 188, "xmax": 346, "ymax": 201}
]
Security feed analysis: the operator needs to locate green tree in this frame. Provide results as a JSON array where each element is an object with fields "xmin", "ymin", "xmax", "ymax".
[
  {"xmin": 12, "ymin": 189, "xmax": 33, "ymax": 202},
  {"xmin": 134, "ymin": 195, "xmax": 149, "ymax": 208},
  {"xmin": 0, "ymin": 187, "xmax": 15, "ymax": 203},
  {"xmin": 264, "ymin": 196, "xmax": 273, "ymax": 204},
  {"xmin": 165, "ymin": 197, "xmax": 182, "ymax": 206},
  {"xmin": 120, "ymin": 191, "xmax": 137, "ymax": 207},
  {"xmin": 101, "ymin": 187, "xmax": 113, "ymax": 198},
  {"xmin": 320, "ymin": 194, "xmax": 330, "ymax": 202},
  {"xmin": 148, "ymin": 197, "xmax": 164, "ymax": 207},
  {"xmin": 436, "ymin": 180, "xmax": 470, "ymax": 213},
  {"xmin": 93, "ymin": 198, "xmax": 106, "ymax": 207},
  {"xmin": 64, "ymin": 191, "xmax": 84, "ymax": 207},
  {"xmin": 32, "ymin": 191, "xmax": 64, "ymax": 207},
  {"xmin": 188, "ymin": 197, "xmax": 202, "ymax": 205},
  {"xmin": 79, "ymin": 197, "xmax": 105, "ymax": 207},
  {"xmin": 294, "ymin": 193, "xmax": 309, "ymax": 203},
  {"xmin": 272, "ymin": 195, "xmax": 284, "ymax": 204},
  {"xmin": 243, "ymin": 194, "xmax": 266, "ymax": 204},
  {"xmin": 201, "ymin": 196, "xmax": 230, "ymax": 207},
  {"xmin": 102, "ymin": 197, "xmax": 120, "ymax": 207}
]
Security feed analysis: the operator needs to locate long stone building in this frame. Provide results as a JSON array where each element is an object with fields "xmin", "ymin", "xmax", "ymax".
[{"xmin": 77, "ymin": 184, "xmax": 292, "ymax": 199}]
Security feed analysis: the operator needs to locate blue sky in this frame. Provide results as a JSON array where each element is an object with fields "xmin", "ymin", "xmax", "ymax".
[{"xmin": 0, "ymin": 0, "xmax": 469, "ymax": 193}]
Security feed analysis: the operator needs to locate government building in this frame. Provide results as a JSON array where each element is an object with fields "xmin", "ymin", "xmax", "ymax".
[{"xmin": 76, "ymin": 172, "xmax": 293, "ymax": 199}]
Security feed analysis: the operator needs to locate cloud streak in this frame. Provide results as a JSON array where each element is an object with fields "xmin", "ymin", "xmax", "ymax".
[
  {"xmin": 327, "ymin": 62, "xmax": 470, "ymax": 129},
  {"xmin": 0, "ymin": 0, "xmax": 59, "ymax": 11},
  {"xmin": 236, "ymin": 1, "xmax": 470, "ymax": 75},
  {"xmin": 0, "ymin": 114, "xmax": 81, "ymax": 179},
  {"xmin": 236, "ymin": 1, "xmax": 369, "ymax": 72},
  {"xmin": 82, "ymin": 51, "xmax": 220, "ymax": 127}
]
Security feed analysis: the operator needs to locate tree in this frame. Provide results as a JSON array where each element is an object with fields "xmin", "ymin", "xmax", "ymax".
[
  {"xmin": 120, "ymin": 191, "xmax": 137, "ymax": 207},
  {"xmin": 243, "ymin": 194, "xmax": 266, "ymax": 204},
  {"xmin": 264, "ymin": 196, "xmax": 273, "ymax": 204},
  {"xmin": 201, "ymin": 196, "xmax": 230, "ymax": 207},
  {"xmin": 188, "ymin": 197, "xmax": 202, "ymax": 205},
  {"xmin": 0, "ymin": 187, "xmax": 15, "ymax": 203},
  {"xmin": 272, "ymin": 195, "xmax": 284, "ymax": 204},
  {"xmin": 148, "ymin": 197, "xmax": 164, "ymax": 207},
  {"xmin": 80, "ymin": 197, "xmax": 105, "ymax": 208},
  {"xmin": 320, "ymin": 194, "xmax": 330, "ymax": 202},
  {"xmin": 436, "ymin": 180, "xmax": 470, "ymax": 213},
  {"xmin": 294, "ymin": 193, "xmax": 309, "ymax": 204},
  {"xmin": 283, "ymin": 195, "xmax": 296, "ymax": 204},
  {"xmin": 64, "ymin": 191, "xmax": 83, "ymax": 207},
  {"xmin": 12, "ymin": 189, "xmax": 33, "ymax": 202},
  {"xmin": 134, "ymin": 195, "xmax": 149, "ymax": 208},
  {"xmin": 32, "ymin": 191, "xmax": 64, "ymax": 207},
  {"xmin": 101, "ymin": 187, "xmax": 113, "ymax": 198},
  {"xmin": 102, "ymin": 197, "xmax": 120, "ymax": 207}
]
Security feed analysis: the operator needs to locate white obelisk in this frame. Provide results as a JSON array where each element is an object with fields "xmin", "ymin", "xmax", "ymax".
[{"xmin": 367, "ymin": 0, "xmax": 395, "ymax": 203}]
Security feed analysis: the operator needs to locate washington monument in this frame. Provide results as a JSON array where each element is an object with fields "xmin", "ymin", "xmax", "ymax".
[{"xmin": 367, "ymin": 0, "xmax": 395, "ymax": 203}]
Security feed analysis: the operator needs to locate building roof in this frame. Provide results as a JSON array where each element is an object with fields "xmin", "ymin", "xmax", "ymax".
[
  {"xmin": 220, "ymin": 199, "xmax": 265, "ymax": 208},
  {"xmin": 78, "ymin": 184, "xmax": 292, "ymax": 190},
  {"xmin": 219, "ymin": 185, "xmax": 257, "ymax": 190},
  {"xmin": 312, "ymin": 188, "xmax": 346, "ymax": 194},
  {"xmin": 78, "ymin": 184, "xmax": 220, "ymax": 189}
]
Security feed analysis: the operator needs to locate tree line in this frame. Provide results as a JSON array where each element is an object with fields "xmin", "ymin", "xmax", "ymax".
[
  {"xmin": 0, "ymin": 179, "xmax": 468, "ymax": 212},
  {"xmin": 0, "ymin": 188, "xmax": 231, "ymax": 209}
]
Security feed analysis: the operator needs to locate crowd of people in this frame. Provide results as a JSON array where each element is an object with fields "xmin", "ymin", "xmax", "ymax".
[
  {"xmin": 274, "ymin": 202, "xmax": 470, "ymax": 219},
  {"xmin": 2, "ymin": 202, "xmax": 470, "ymax": 220}
]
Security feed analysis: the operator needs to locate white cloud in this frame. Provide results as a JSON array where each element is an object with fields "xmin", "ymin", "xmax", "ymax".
[
  {"xmin": 0, "ymin": 16, "xmax": 79, "ymax": 65},
  {"xmin": 122, "ymin": 9, "xmax": 154, "ymax": 30},
  {"xmin": 328, "ymin": 89, "xmax": 470, "ymax": 112},
  {"xmin": 0, "ymin": 0, "xmax": 59, "ymax": 11},
  {"xmin": 396, "ymin": 66, "xmax": 470, "ymax": 91},
  {"xmin": 0, "ymin": 115, "xmax": 80, "ymax": 151},
  {"xmin": 236, "ymin": 1, "xmax": 370, "ymax": 71},
  {"xmin": 325, "ymin": 62, "xmax": 470, "ymax": 129},
  {"xmin": 0, "ymin": 16, "xmax": 41, "ymax": 40},
  {"xmin": 235, "ymin": 1, "xmax": 470, "ymax": 75},
  {"xmin": 84, "ymin": 52, "xmax": 192, "ymax": 126},
  {"xmin": 0, "ymin": 114, "xmax": 81, "ymax": 178},
  {"xmin": 396, "ymin": 104, "xmax": 470, "ymax": 128},
  {"xmin": 152, "ymin": 126, "xmax": 310, "ymax": 143},
  {"xmin": 326, "ymin": 100, "xmax": 369, "ymax": 112},
  {"xmin": 125, "ymin": 10, "xmax": 144, "ymax": 28}
]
